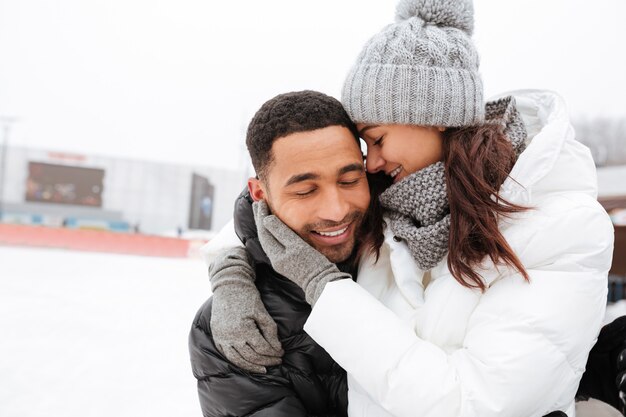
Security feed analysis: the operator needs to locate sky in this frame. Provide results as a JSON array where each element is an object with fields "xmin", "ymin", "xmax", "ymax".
[{"xmin": 0, "ymin": 0, "xmax": 625, "ymax": 171}]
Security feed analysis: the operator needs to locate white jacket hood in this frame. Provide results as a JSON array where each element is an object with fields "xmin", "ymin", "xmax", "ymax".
[{"xmin": 498, "ymin": 89, "xmax": 598, "ymax": 204}]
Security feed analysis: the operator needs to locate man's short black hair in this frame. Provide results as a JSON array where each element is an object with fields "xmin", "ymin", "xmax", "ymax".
[{"xmin": 246, "ymin": 90, "xmax": 359, "ymax": 180}]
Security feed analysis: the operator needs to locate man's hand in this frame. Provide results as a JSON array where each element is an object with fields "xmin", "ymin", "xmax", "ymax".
[
  {"xmin": 253, "ymin": 200, "xmax": 350, "ymax": 305},
  {"xmin": 209, "ymin": 247, "xmax": 283, "ymax": 373}
]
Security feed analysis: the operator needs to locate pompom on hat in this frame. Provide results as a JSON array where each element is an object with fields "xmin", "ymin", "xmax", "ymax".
[
  {"xmin": 396, "ymin": 0, "xmax": 475, "ymax": 34},
  {"xmin": 341, "ymin": 0, "xmax": 484, "ymax": 128}
]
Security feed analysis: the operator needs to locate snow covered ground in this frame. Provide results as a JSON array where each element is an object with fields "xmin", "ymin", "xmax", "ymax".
[
  {"xmin": 0, "ymin": 246, "xmax": 211, "ymax": 417},
  {"xmin": 3, "ymin": 244, "xmax": 624, "ymax": 417}
]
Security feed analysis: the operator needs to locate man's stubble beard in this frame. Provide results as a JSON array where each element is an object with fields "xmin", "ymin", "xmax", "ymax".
[
  {"xmin": 307, "ymin": 232, "xmax": 356, "ymax": 264},
  {"xmin": 299, "ymin": 210, "xmax": 365, "ymax": 264}
]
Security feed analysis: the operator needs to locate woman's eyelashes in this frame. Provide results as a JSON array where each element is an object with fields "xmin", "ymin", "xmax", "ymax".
[{"xmin": 372, "ymin": 136, "xmax": 384, "ymax": 146}]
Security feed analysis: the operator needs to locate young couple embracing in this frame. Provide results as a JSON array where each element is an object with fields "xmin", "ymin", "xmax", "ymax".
[{"xmin": 189, "ymin": 1, "xmax": 617, "ymax": 416}]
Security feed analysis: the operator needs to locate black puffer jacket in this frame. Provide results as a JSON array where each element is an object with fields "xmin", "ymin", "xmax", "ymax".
[{"xmin": 189, "ymin": 190, "xmax": 349, "ymax": 417}]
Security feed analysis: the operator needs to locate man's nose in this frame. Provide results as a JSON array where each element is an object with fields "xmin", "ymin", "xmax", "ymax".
[
  {"xmin": 365, "ymin": 147, "xmax": 385, "ymax": 174},
  {"xmin": 318, "ymin": 187, "xmax": 351, "ymax": 223}
]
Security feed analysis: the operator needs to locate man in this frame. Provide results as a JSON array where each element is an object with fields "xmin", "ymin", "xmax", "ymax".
[{"xmin": 188, "ymin": 90, "xmax": 370, "ymax": 416}]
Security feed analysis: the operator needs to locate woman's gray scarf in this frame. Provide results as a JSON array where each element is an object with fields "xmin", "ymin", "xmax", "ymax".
[{"xmin": 378, "ymin": 96, "xmax": 528, "ymax": 270}]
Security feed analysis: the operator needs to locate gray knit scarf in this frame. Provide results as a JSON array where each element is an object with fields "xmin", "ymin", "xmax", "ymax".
[{"xmin": 378, "ymin": 96, "xmax": 528, "ymax": 270}]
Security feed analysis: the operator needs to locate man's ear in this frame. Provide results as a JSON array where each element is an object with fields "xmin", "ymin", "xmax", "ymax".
[{"xmin": 247, "ymin": 177, "xmax": 265, "ymax": 202}]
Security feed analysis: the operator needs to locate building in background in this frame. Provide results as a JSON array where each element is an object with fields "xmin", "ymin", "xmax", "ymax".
[{"xmin": 2, "ymin": 146, "xmax": 245, "ymax": 235}]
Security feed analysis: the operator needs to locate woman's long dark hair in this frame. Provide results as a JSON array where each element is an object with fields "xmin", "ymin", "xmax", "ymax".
[
  {"xmin": 443, "ymin": 124, "xmax": 529, "ymax": 291},
  {"xmin": 357, "ymin": 123, "xmax": 530, "ymax": 291},
  {"xmin": 353, "ymin": 171, "xmax": 391, "ymax": 269}
]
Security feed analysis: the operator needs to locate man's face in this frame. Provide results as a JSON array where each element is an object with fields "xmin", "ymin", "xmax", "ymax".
[{"xmin": 249, "ymin": 125, "xmax": 370, "ymax": 263}]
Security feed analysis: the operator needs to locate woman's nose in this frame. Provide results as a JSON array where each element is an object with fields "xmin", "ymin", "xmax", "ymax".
[{"xmin": 365, "ymin": 147, "xmax": 385, "ymax": 173}]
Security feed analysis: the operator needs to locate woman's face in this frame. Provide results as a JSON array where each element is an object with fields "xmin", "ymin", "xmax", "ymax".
[{"xmin": 357, "ymin": 123, "xmax": 445, "ymax": 183}]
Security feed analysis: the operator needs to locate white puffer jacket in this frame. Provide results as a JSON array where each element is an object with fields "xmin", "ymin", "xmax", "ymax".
[{"xmin": 303, "ymin": 90, "xmax": 614, "ymax": 417}]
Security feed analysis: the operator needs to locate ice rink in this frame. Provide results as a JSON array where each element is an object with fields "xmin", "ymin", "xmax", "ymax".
[{"xmin": 1, "ymin": 246, "xmax": 211, "ymax": 417}]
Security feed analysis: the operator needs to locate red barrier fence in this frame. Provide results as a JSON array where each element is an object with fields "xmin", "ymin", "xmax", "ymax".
[{"xmin": 0, "ymin": 224, "xmax": 198, "ymax": 258}]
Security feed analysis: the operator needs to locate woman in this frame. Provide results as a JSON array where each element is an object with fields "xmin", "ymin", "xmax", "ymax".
[{"xmin": 205, "ymin": 0, "xmax": 615, "ymax": 416}]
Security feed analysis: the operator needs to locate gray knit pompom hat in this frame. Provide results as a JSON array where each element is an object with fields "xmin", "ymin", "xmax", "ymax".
[{"xmin": 342, "ymin": 0, "xmax": 484, "ymax": 128}]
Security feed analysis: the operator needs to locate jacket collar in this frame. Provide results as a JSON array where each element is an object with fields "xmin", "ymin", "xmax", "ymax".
[{"xmin": 493, "ymin": 89, "xmax": 598, "ymax": 205}]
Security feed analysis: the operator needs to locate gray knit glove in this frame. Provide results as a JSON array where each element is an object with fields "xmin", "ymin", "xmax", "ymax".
[
  {"xmin": 252, "ymin": 200, "xmax": 350, "ymax": 305},
  {"xmin": 209, "ymin": 246, "xmax": 283, "ymax": 373}
]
